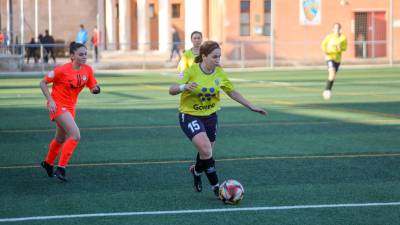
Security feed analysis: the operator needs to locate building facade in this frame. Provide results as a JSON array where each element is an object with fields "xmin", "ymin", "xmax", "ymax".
[{"xmin": 1, "ymin": 0, "xmax": 399, "ymax": 64}]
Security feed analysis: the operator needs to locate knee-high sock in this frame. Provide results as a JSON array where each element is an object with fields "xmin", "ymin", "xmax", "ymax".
[
  {"xmin": 204, "ymin": 157, "xmax": 219, "ymax": 186},
  {"xmin": 325, "ymin": 80, "xmax": 335, "ymax": 90},
  {"xmin": 194, "ymin": 153, "xmax": 204, "ymax": 175},
  {"xmin": 58, "ymin": 138, "xmax": 79, "ymax": 167},
  {"xmin": 45, "ymin": 139, "xmax": 63, "ymax": 165}
]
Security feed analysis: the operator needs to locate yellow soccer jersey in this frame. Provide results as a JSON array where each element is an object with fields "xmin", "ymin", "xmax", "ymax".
[
  {"xmin": 177, "ymin": 49, "xmax": 197, "ymax": 72},
  {"xmin": 176, "ymin": 64, "xmax": 235, "ymax": 116},
  {"xmin": 321, "ymin": 33, "xmax": 347, "ymax": 63}
]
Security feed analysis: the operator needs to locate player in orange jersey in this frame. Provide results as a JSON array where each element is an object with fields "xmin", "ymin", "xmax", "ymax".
[{"xmin": 39, "ymin": 42, "xmax": 101, "ymax": 182}]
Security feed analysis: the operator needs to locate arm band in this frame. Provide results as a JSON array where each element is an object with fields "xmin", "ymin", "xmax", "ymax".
[{"xmin": 179, "ymin": 84, "xmax": 186, "ymax": 92}]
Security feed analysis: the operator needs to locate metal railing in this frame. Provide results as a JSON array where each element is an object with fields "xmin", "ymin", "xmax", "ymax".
[{"xmin": 0, "ymin": 40, "xmax": 398, "ymax": 72}]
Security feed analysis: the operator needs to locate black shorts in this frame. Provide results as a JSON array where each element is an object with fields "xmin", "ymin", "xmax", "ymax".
[
  {"xmin": 326, "ymin": 60, "xmax": 340, "ymax": 72},
  {"xmin": 179, "ymin": 112, "xmax": 218, "ymax": 142}
]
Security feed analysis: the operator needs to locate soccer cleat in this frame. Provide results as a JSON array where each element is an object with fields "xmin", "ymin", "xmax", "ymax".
[
  {"xmin": 212, "ymin": 184, "xmax": 220, "ymax": 198},
  {"xmin": 189, "ymin": 165, "xmax": 202, "ymax": 192},
  {"xmin": 54, "ymin": 166, "xmax": 67, "ymax": 182},
  {"xmin": 323, "ymin": 90, "xmax": 332, "ymax": 100},
  {"xmin": 40, "ymin": 161, "xmax": 54, "ymax": 177}
]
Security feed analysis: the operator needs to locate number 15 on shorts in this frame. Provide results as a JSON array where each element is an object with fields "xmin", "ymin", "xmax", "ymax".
[{"xmin": 188, "ymin": 120, "xmax": 200, "ymax": 133}]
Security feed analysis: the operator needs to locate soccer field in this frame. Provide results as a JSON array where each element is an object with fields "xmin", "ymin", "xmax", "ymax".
[{"xmin": 0, "ymin": 68, "xmax": 399, "ymax": 225}]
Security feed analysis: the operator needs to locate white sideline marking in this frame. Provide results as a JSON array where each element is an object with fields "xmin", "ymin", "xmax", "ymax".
[
  {"xmin": 229, "ymin": 78, "xmax": 291, "ymax": 86},
  {"xmin": 2, "ymin": 152, "xmax": 400, "ymax": 170},
  {"xmin": 1, "ymin": 202, "xmax": 399, "ymax": 222}
]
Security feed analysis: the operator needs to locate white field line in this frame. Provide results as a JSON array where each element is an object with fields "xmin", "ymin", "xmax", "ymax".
[
  {"xmin": 4, "ymin": 118, "xmax": 400, "ymax": 134},
  {"xmin": 1, "ymin": 152, "xmax": 400, "ymax": 169},
  {"xmin": 1, "ymin": 202, "xmax": 399, "ymax": 222},
  {"xmin": 230, "ymin": 78, "xmax": 291, "ymax": 86},
  {"xmin": 0, "ymin": 121, "xmax": 335, "ymax": 133}
]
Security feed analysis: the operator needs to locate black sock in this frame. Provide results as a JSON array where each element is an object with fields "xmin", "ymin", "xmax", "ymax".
[
  {"xmin": 194, "ymin": 153, "xmax": 204, "ymax": 175},
  {"xmin": 325, "ymin": 80, "xmax": 335, "ymax": 90},
  {"xmin": 203, "ymin": 157, "xmax": 219, "ymax": 186}
]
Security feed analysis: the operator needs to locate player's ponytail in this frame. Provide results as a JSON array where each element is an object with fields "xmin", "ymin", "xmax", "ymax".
[
  {"xmin": 194, "ymin": 55, "xmax": 202, "ymax": 63},
  {"xmin": 194, "ymin": 41, "xmax": 220, "ymax": 63}
]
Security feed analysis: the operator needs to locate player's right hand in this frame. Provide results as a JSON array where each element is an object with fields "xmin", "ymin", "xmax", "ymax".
[{"xmin": 47, "ymin": 99, "xmax": 57, "ymax": 114}]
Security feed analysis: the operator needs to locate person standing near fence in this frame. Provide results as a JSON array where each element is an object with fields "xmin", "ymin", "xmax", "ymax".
[
  {"xmin": 0, "ymin": 31, "xmax": 4, "ymax": 53},
  {"xmin": 0, "ymin": 30, "xmax": 10, "ymax": 53},
  {"xmin": 169, "ymin": 41, "xmax": 267, "ymax": 197},
  {"xmin": 91, "ymin": 26, "xmax": 99, "ymax": 63},
  {"xmin": 177, "ymin": 31, "xmax": 202, "ymax": 72},
  {"xmin": 169, "ymin": 27, "xmax": 181, "ymax": 62},
  {"xmin": 43, "ymin": 30, "xmax": 56, "ymax": 64},
  {"xmin": 321, "ymin": 22, "xmax": 347, "ymax": 100},
  {"xmin": 76, "ymin": 24, "xmax": 88, "ymax": 45},
  {"xmin": 39, "ymin": 42, "xmax": 101, "ymax": 182},
  {"xmin": 26, "ymin": 38, "xmax": 39, "ymax": 64}
]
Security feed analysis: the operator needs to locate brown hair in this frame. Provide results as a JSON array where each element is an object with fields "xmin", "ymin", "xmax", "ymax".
[
  {"xmin": 69, "ymin": 41, "xmax": 86, "ymax": 55},
  {"xmin": 69, "ymin": 41, "xmax": 86, "ymax": 62},
  {"xmin": 194, "ymin": 41, "xmax": 220, "ymax": 63},
  {"xmin": 190, "ymin": 31, "xmax": 202, "ymax": 39},
  {"xmin": 334, "ymin": 22, "xmax": 342, "ymax": 29}
]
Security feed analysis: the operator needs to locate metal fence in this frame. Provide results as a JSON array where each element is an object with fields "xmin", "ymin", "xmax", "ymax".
[
  {"xmin": 0, "ymin": 39, "xmax": 398, "ymax": 72},
  {"xmin": 0, "ymin": 43, "xmax": 98, "ymax": 72},
  {"xmin": 221, "ymin": 39, "xmax": 398, "ymax": 68}
]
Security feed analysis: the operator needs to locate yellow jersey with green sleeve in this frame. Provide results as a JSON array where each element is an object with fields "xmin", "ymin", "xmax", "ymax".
[
  {"xmin": 176, "ymin": 64, "xmax": 235, "ymax": 116},
  {"xmin": 321, "ymin": 33, "xmax": 347, "ymax": 63},
  {"xmin": 177, "ymin": 49, "xmax": 196, "ymax": 72}
]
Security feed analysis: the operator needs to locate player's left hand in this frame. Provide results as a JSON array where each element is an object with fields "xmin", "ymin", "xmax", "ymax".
[{"xmin": 250, "ymin": 107, "xmax": 267, "ymax": 115}]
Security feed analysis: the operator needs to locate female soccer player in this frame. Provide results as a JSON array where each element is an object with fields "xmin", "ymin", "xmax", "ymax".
[
  {"xmin": 321, "ymin": 22, "xmax": 347, "ymax": 100},
  {"xmin": 169, "ymin": 41, "xmax": 267, "ymax": 197},
  {"xmin": 177, "ymin": 31, "xmax": 203, "ymax": 72},
  {"xmin": 39, "ymin": 42, "xmax": 100, "ymax": 182}
]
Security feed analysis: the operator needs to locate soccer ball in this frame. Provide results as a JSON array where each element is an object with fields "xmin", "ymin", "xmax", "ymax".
[
  {"xmin": 322, "ymin": 90, "xmax": 332, "ymax": 100},
  {"xmin": 218, "ymin": 179, "xmax": 244, "ymax": 204}
]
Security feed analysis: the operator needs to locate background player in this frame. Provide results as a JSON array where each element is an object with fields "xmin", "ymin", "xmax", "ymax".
[
  {"xmin": 39, "ymin": 42, "xmax": 100, "ymax": 182},
  {"xmin": 321, "ymin": 22, "xmax": 347, "ymax": 100},
  {"xmin": 169, "ymin": 41, "xmax": 267, "ymax": 197},
  {"xmin": 177, "ymin": 31, "xmax": 203, "ymax": 72},
  {"xmin": 168, "ymin": 27, "xmax": 181, "ymax": 62}
]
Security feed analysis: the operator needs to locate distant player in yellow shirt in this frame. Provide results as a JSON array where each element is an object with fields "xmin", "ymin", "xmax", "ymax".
[
  {"xmin": 177, "ymin": 31, "xmax": 203, "ymax": 72},
  {"xmin": 169, "ymin": 41, "xmax": 267, "ymax": 198},
  {"xmin": 321, "ymin": 23, "xmax": 347, "ymax": 100}
]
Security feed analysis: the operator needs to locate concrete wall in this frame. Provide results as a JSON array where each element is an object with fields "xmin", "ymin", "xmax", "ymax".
[
  {"xmin": 0, "ymin": 54, "xmax": 23, "ymax": 71},
  {"xmin": 273, "ymin": 0, "xmax": 390, "ymax": 61},
  {"xmin": 2, "ymin": 0, "xmax": 98, "ymax": 45},
  {"xmin": 222, "ymin": 0, "xmax": 270, "ymax": 60},
  {"xmin": 171, "ymin": 0, "xmax": 185, "ymax": 50}
]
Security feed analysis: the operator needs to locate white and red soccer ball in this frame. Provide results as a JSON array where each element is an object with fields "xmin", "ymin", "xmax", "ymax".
[{"xmin": 218, "ymin": 179, "xmax": 244, "ymax": 204}]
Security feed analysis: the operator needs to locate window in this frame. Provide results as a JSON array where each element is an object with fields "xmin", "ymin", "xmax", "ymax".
[
  {"xmin": 240, "ymin": 0, "xmax": 250, "ymax": 36},
  {"xmin": 172, "ymin": 4, "xmax": 180, "ymax": 18},
  {"xmin": 149, "ymin": 3, "xmax": 155, "ymax": 18},
  {"xmin": 263, "ymin": 0, "xmax": 271, "ymax": 36}
]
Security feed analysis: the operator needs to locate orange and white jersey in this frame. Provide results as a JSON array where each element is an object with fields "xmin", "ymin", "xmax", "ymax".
[{"xmin": 44, "ymin": 62, "xmax": 97, "ymax": 107}]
